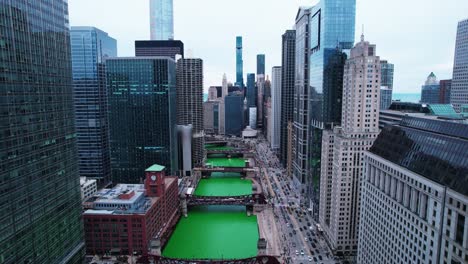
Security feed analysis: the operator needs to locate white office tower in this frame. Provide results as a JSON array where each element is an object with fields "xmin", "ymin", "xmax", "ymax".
[
  {"xmin": 450, "ymin": 18, "xmax": 468, "ymax": 112},
  {"xmin": 358, "ymin": 117, "xmax": 468, "ymax": 264},
  {"xmin": 249, "ymin": 107, "xmax": 257, "ymax": 129},
  {"xmin": 270, "ymin": 66, "xmax": 282, "ymax": 150},
  {"xmin": 149, "ymin": 0, "xmax": 174, "ymax": 40},
  {"xmin": 219, "ymin": 74, "xmax": 228, "ymax": 135},
  {"xmin": 319, "ymin": 35, "xmax": 381, "ymax": 257},
  {"xmin": 177, "ymin": 125, "xmax": 192, "ymax": 177}
]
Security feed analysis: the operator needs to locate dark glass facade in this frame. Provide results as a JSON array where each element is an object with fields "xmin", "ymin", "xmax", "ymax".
[
  {"xmin": 225, "ymin": 95, "xmax": 244, "ymax": 136},
  {"xmin": 236, "ymin": 36, "xmax": 244, "ymax": 87},
  {"xmin": 280, "ymin": 30, "xmax": 296, "ymax": 166},
  {"xmin": 247, "ymin": 73, "xmax": 256, "ymax": 107},
  {"xmin": 0, "ymin": 0, "xmax": 84, "ymax": 263},
  {"xmin": 380, "ymin": 60, "xmax": 394, "ymax": 89},
  {"xmin": 371, "ymin": 116, "xmax": 468, "ymax": 196},
  {"xmin": 134, "ymin": 40, "xmax": 184, "ymax": 59},
  {"xmin": 71, "ymin": 27, "xmax": 117, "ymax": 185},
  {"xmin": 421, "ymin": 84, "xmax": 441, "ymax": 104},
  {"xmin": 439, "ymin": 79, "xmax": 452, "ymax": 104},
  {"xmin": 257, "ymin": 54, "xmax": 265, "ymax": 75},
  {"xmin": 107, "ymin": 58, "xmax": 178, "ymax": 183}
]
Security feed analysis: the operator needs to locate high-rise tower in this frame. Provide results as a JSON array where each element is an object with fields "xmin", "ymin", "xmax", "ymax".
[
  {"xmin": 150, "ymin": 0, "xmax": 174, "ymax": 40},
  {"xmin": 450, "ymin": 18, "xmax": 468, "ymax": 112},
  {"xmin": 176, "ymin": 58, "xmax": 204, "ymax": 168},
  {"xmin": 71, "ymin": 27, "xmax": 117, "ymax": 186},
  {"xmin": 292, "ymin": 0, "xmax": 356, "ymax": 214},
  {"xmin": 319, "ymin": 35, "xmax": 381, "ymax": 256},
  {"xmin": 0, "ymin": 1, "xmax": 84, "ymax": 262},
  {"xmin": 271, "ymin": 67, "xmax": 282, "ymax": 150},
  {"xmin": 107, "ymin": 57, "xmax": 178, "ymax": 183},
  {"xmin": 236, "ymin": 36, "xmax": 244, "ymax": 87},
  {"xmin": 379, "ymin": 60, "xmax": 394, "ymax": 109},
  {"xmin": 421, "ymin": 72, "xmax": 441, "ymax": 104},
  {"xmin": 280, "ymin": 30, "xmax": 296, "ymax": 168}
]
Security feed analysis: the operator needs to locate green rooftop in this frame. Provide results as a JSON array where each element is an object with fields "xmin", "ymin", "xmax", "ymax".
[
  {"xmin": 162, "ymin": 206, "xmax": 258, "ymax": 260},
  {"xmin": 145, "ymin": 164, "xmax": 165, "ymax": 172},
  {"xmin": 428, "ymin": 104, "xmax": 461, "ymax": 118}
]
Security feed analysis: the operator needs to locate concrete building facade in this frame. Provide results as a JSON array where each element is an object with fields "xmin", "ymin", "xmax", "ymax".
[
  {"xmin": 271, "ymin": 66, "xmax": 282, "ymax": 150},
  {"xmin": 358, "ymin": 117, "xmax": 468, "ymax": 264},
  {"xmin": 319, "ymin": 36, "xmax": 381, "ymax": 256},
  {"xmin": 176, "ymin": 58, "xmax": 204, "ymax": 168}
]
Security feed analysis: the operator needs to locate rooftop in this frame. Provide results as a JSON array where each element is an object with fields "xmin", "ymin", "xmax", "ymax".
[{"xmin": 145, "ymin": 164, "xmax": 166, "ymax": 172}]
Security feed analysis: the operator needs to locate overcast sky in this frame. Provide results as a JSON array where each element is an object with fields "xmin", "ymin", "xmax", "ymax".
[{"xmin": 68, "ymin": 0, "xmax": 468, "ymax": 93}]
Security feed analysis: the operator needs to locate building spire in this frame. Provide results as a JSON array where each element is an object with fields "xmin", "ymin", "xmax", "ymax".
[{"xmin": 361, "ymin": 24, "xmax": 365, "ymax": 42}]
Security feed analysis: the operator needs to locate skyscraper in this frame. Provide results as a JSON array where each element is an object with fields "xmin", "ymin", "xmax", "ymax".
[
  {"xmin": 135, "ymin": 40, "xmax": 184, "ymax": 59},
  {"xmin": 257, "ymin": 54, "xmax": 266, "ymax": 75},
  {"xmin": 379, "ymin": 60, "xmax": 394, "ymax": 109},
  {"xmin": 0, "ymin": 1, "xmax": 84, "ymax": 262},
  {"xmin": 421, "ymin": 72, "xmax": 441, "ymax": 104},
  {"xmin": 176, "ymin": 58, "xmax": 204, "ymax": 168},
  {"xmin": 247, "ymin": 73, "xmax": 256, "ymax": 107},
  {"xmin": 271, "ymin": 67, "xmax": 282, "ymax": 150},
  {"xmin": 319, "ymin": 36, "xmax": 380, "ymax": 256},
  {"xmin": 257, "ymin": 74, "xmax": 265, "ymax": 128},
  {"xmin": 107, "ymin": 57, "xmax": 178, "ymax": 183},
  {"xmin": 292, "ymin": 7, "xmax": 311, "ymax": 198},
  {"xmin": 358, "ymin": 117, "xmax": 468, "ymax": 264},
  {"xmin": 292, "ymin": 0, "xmax": 356, "ymax": 211},
  {"xmin": 280, "ymin": 30, "xmax": 296, "ymax": 167},
  {"xmin": 149, "ymin": 0, "xmax": 174, "ymax": 40},
  {"xmin": 451, "ymin": 18, "xmax": 468, "ymax": 112},
  {"xmin": 235, "ymin": 36, "xmax": 244, "ymax": 87},
  {"xmin": 71, "ymin": 27, "xmax": 117, "ymax": 186},
  {"xmin": 225, "ymin": 94, "xmax": 245, "ymax": 136},
  {"xmin": 219, "ymin": 74, "xmax": 228, "ymax": 135}
]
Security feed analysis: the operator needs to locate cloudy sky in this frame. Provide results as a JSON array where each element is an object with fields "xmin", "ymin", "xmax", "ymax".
[{"xmin": 68, "ymin": 0, "xmax": 468, "ymax": 93}]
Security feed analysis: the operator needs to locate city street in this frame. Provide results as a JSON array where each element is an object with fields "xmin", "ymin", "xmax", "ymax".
[{"xmin": 250, "ymin": 135, "xmax": 337, "ymax": 264}]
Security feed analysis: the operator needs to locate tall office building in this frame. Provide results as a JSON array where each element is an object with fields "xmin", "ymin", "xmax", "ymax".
[
  {"xmin": 257, "ymin": 74, "xmax": 265, "ymax": 128},
  {"xmin": 107, "ymin": 57, "xmax": 178, "ymax": 183},
  {"xmin": 225, "ymin": 94, "xmax": 245, "ymax": 136},
  {"xmin": 135, "ymin": 40, "xmax": 184, "ymax": 59},
  {"xmin": 319, "ymin": 36, "xmax": 380, "ymax": 256},
  {"xmin": 421, "ymin": 72, "xmax": 441, "ymax": 104},
  {"xmin": 358, "ymin": 117, "xmax": 468, "ymax": 264},
  {"xmin": 292, "ymin": 7, "xmax": 311, "ymax": 198},
  {"xmin": 257, "ymin": 54, "xmax": 266, "ymax": 75},
  {"xmin": 176, "ymin": 58, "xmax": 204, "ymax": 168},
  {"xmin": 218, "ymin": 74, "xmax": 228, "ymax": 135},
  {"xmin": 451, "ymin": 18, "xmax": 468, "ymax": 112},
  {"xmin": 247, "ymin": 73, "xmax": 256, "ymax": 108},
  {"xmin": 270, "ymin": 67, "xmax": 282, "ymax": 150},
  {"xmin": 293, "ymin": 0, "xmax": 355, "ymax": 211},
  {"xmin": 149, "ymin": 0, "xmax": 174, "ymax": 40},
  {"xmin": 0, "ymin": 1, "xmax": 84, "ymax": 262},
  {"xmin": 236, "ymin": 36, "xmax": 244, "ymax": 87},
  {"xmin": 380, "ymin": 60, "xmax": 394, "ymax": 109},
  {"xmin": 280, "ymin": 30, "xmax": 296, "ymax": 166},
  {"xmin": 440, "ymin": 79, "xmax": 452, "ymax": 104},
  {"xmin": 71, "ymin": 27, "xmax": 117, "ymax": 186}
]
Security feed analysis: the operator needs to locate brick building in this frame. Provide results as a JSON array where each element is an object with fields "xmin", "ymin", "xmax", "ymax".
[{"xmin": 83, "ymin": 164, "xmax": 179, "ymax": 256}]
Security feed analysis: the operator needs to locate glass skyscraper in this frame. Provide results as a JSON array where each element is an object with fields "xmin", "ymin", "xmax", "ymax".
[
  {"xmin": 225, "ymin": 94, "xmax": 245, "ymax": 136},
  {"xmin": 150, "ymin": 0, "xmax": 174, "ymax": 40},
  {"xmin": 0, "ymin": 0, "xmax": 84, "ymax": 263},
  {"xmin": 236, "ymin": 36, "xmax": 244, "ymax": 87},
  {"xmin": 380, "ymin": 60, "xmax": 394, "ymax": 109},
  {"xmin": 70, "ymin": 27, "xmax": 117, "ymax": 185},
  {"xmin": 421, "ymin": 72, "xmax": 441, "ymax": 104},
  {"xmin": 280, "ymin": 30, "xmax": 296, "ymax": 167},
  {"xmin": 106, "ymin": 58, "xmax": 178, "ymax": 183},
  {"xmin": 293, "ymin": 0, "xmax": 356, "ymax": 211},
  {"xmin": 247, "ymin": 73, "xmax": 256, "ymax": 107},
  {"xmin": 257, "ymin": 54, "xmax": 265, "ymax": 75}
]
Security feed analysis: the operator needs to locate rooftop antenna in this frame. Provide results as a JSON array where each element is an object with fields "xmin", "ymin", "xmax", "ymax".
[{"xmin": 361, "ymin": 24, "xmax": 365, "ymax": 42}]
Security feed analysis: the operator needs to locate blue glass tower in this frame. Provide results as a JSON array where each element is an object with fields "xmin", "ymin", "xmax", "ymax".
[
  {"xmin": 235, "ymin": 36, "xmax": 244, "ymax": 87},
  {"xmin": 225, "ymin": 94, "xmax": 245, "ymax": 136},
  {"xmin": 257, "ymin": 54, "xmax": 265, "ymax": 75},
  {"xmin": 71, "ymin": 27, "xmax": 117, "ymax": 185},
  {"xmin": 292, "ymin": 0, "xmax": 356, "ymax": 212},
  {"xmin": 246, "ymin": 73, "xmax": 256, "ymax": 107},
  {"xmin": 150, "ymin": 0, "xmax": 174, "ymax": 40},
  {"xmin": 106, "ymin": 58, "xmax": 178, "ymax": 183}
]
